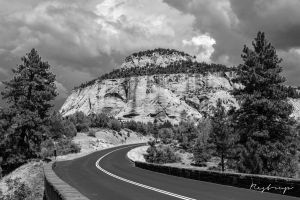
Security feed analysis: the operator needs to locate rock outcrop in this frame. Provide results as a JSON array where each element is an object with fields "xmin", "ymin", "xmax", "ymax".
[
  {"xmin": 60, "ymin": 48, "xmax": 300, "ymax": 123},
  {"xmin": 60, "ymin": 72, "xmax": 238, "ymax": 123}
]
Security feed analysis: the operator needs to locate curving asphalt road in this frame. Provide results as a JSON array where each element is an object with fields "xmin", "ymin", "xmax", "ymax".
[{"xmin": 54, "ymin": 144, "xmax": 298, "ymax": 200}]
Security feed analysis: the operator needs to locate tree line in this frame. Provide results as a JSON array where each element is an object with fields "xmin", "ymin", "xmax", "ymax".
[
  {"xmin": 74, "ymin": 59, "xmax": 233, "ymax": 90},
  {"xmin": 144, "ymin": 32, "xmax": 300, "ymax": 178},
  {"xmin": 124, "ymin": 48, "xmax": 193, "ymax": 63}
]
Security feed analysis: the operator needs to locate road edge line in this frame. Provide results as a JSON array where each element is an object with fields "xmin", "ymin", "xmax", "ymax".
[{"xmin": 95, "ymin": 145, "xmax": 197, "ymax": 200}]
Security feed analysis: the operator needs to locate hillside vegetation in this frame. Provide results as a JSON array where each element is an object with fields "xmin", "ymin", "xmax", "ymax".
[
  {"xmin": 74, "ymin": 49, "xmax": 233, "ymax": 90},
  {"xmin": 131, "ymin": 32, "xmax": 300, "ymax": 179}
]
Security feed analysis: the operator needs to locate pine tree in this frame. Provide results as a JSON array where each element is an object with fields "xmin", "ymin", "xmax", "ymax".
[
  {"xmin": 208, "ymin": 99, "xmax": 234, "ymax": 172},
  {"xmin": 193, "ymin": 138, "xmax": 211, "ymax": 167},
  {"xmin": 1, "ymin": 49, "xmax": 57, "ymax": 164},
  {"xmin": 231, "ymin": 32, "xmax": 298, "ymax": 177}
]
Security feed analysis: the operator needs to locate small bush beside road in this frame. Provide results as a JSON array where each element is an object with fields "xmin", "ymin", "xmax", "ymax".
[{"xmin": 145, "ymin": 141, "xmax": 181, "ymax": 164}]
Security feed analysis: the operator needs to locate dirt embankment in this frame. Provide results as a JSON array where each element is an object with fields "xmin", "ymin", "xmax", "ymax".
[{"xmin": 0, "ymin": 128, "xmax": 150, "ymax": 200}]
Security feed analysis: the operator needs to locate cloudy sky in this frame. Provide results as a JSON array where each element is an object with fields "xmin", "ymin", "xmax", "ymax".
[{"xmin": 0, "ymin": 0, "xmax": 300, "ymax": 109}]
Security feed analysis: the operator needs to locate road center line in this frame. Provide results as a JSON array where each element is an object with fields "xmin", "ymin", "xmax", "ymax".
[{"xmin": 95, "ymin": 145, "xmax": 197, "ymax": 200}]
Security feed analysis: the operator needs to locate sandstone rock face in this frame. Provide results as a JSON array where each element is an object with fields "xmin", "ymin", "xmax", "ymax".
[
  {"xmin": 60, "ymin": 72, "xmax": 239, "ymax": 123},
  {"xmin": 61, "ymin": 48, "xmax": 300, "ymax": 123}
]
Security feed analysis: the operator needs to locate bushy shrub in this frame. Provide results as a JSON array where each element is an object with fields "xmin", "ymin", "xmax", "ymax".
[
  {"xmin": 122, "ymin": 120, "xmax": 150, "ymax": 135},
  {"xmin": 1, "ymin": 178, "xmax": 31, "ymax": 200},
  {"xmin": 48, "ymin": 112, "xmax": 77, "ymax": 139},
  {"xmin": 67, "ymin": 111, "xmax": 90, "ymax": 132},
  {"xmin": 160, "ymin": 121, "xmax": 173, "ymax": 129},
  {"xmin": 158, "ymin": 128, "xmax": 174, "ymax": 144},
  {"xmin": 56, "ymin": 138, "xmax": 81, "ymax": 155},
  {"xmin": 108, "ymin": 119, "xmax": 121, "ymax": 132},
  {"xmin": 39, "ymin": 139, "xmax": 54, "ymax": 159},
  {"xmin": 75, "ymin": 123, "xmax": 89, "ymax": 132},
  {"xmin": 48, "ymin": 112, "xmax": 65, "ymax": 139},
  {"xmin": 62, "ymin": 119, "xmax": 77, "ymax": 138},
  {"xmin": 87, "ymin": 129, "xmax": 96, "ymax": 137},
  {"xmin": 123, "ymin": 120, "xmax": 138, "ymax": 131},
  {"xmin": 145, "ymin": 144, "xmax": 181, "ymax": 164},
  {"xmin": 90, "ymin": 113, "xmax": 110, "ymax": 128},
  {"xmin": 137, "ymin": 122, "xmax": 148, "ymax": 135},
  {"xmin": 39, "ymin": 138, "xmax": 81, "ymax": 158}
]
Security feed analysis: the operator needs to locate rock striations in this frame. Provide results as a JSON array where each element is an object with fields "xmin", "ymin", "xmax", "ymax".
[{"xmin": 60, "ymin": 48, "xmax": 300, "ymax": 123}]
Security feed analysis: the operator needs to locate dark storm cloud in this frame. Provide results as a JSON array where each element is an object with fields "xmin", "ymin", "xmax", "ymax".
[
  {"xmin": 227, "ymin": 0, "xmax": 300, "ymax": 85},
  {"xmin": 279, "ymin": 49, "xmax": 300, "ymax": 86},
  {"xmin": 230, "ymin": 0, "xmax": 300, "ymax": 50},
  {"xmin": 164, "ymin": 0, "xmax": 300, "ymax": 84}
]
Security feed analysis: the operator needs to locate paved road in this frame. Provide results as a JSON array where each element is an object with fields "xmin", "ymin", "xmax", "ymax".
[{"xmin": 54, "ymin": 144, "xmax": 298, "ymax": 200}]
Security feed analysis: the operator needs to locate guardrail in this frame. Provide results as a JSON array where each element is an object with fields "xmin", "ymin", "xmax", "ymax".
[
  {"xmin": 43, "ymin": 162, "xmax": 89, "ymax": 200},
  {"xmin": 134, "ymin": 161, "xmax": 300, "ymax": 197}
]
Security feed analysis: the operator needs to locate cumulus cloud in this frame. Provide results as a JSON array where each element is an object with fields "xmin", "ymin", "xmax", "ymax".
[
  {"xmin": 183, "ymin": 35, "xmax": 216, "ymax": 62},
  {"xmin": 0, "ymin": 0, "xmax": 214, "ymax": 65},
  {"xmin": 92, "ymin": 0, "xmax": 217, "ymax": 59},
  {"xmin": 0, "ymin": 0, "xmax": 216, "ymax": 86}
]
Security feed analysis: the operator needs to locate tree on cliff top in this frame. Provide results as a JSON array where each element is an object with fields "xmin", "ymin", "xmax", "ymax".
[
  {"xmin": 0, "ymin": 49, "xmax": 57, "ymax": 169},
  {"xmin": 231, "ymin": 32, "xmax": 298, "ymax": 177}
]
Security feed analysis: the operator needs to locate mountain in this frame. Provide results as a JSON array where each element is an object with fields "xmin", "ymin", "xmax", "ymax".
[{"xmin": 60, "ymin": 48, "xmax": 300, "ymax": 123}]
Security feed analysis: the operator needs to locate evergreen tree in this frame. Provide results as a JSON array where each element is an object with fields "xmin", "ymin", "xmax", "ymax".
[
  {"xmin": 231, "ymin": 32, "xmax": 298, "ymax": 177},
  {"xmin": 192, "ymin": 118, "xmax": 213, "ymax": 166},
  {"xmin": 1, "ymin": 49, "xmax": 57, "ymax": 166},
  {"xmin": 158, "ymin": 128, "xmax": 174, "ymax": 144},
  {"xmin": 193, "ymin": 138, "xmax": 211, "ymax": 166},
  {"xmin": 208, "ymin": 99, "xmax": 234, "ymax": 172},
  {"xmin": 153, "ymin": 119, "xmax": 159, "ymax": 142}
]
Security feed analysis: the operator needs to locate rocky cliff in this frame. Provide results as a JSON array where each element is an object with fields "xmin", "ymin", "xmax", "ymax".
[
  {"xmin": 61, "ymin": 72, "xmax": 239, "ymax": 123},
  {"xmin": 60, "ymin": 48, "xmax": 300, "ymax": 123}
]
